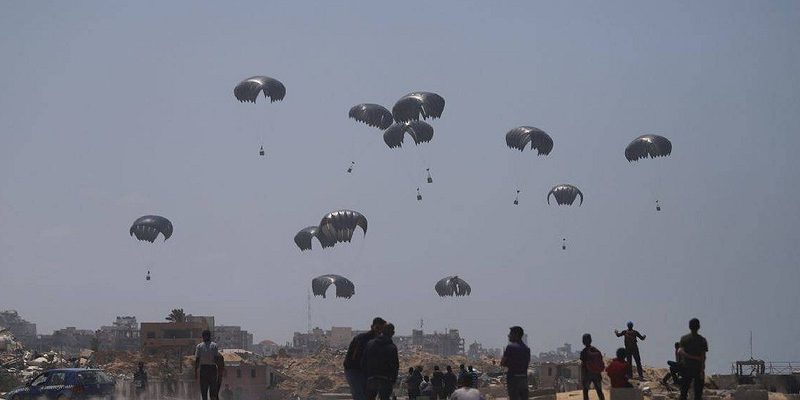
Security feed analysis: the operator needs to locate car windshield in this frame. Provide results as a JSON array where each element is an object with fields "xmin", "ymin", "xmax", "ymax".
[{"xmin": 78, "ymin": 371, "xmax": 114, "ymax": 384}]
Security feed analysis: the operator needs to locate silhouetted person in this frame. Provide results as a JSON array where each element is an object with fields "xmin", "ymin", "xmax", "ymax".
[
  {"xmin": 443, "ymin": 366, "xmax": 457, "ymax": 398},
  {"xmin": 679, "ymin": 319, "xmax": 708, "ymax": 400},
  {"xmin": 431, "ymin": 365, "xmax": 445, "ymax": 399},
  {"xmin": 607, "ymin": 348, "xmax": 633, "ymax": 388},
  {"xmin": 662, "ymin": 342, "xmax": 683, "ymax": 386},
  {"xmin": 362, "ymin": 323, "xmax": 399, "ymax": 400},
  {"xmin": 345, "ymin": 317, "xmax": 387, "ymax": 400},
  {"xmin": 450, "ymin": 374, "xmax": 485, "ymax": 400},
  {"xmin": 195, "ymin": 330, "xmax": 219, "ymax": 400},
  {"xmin": 420, "ymin": 375, "xmax": 433, "ymax": 399},
  {"xmin": 615, "ymin": 322, "xmax": 646, "ymax": 379},
  {"xmin": 580, "ymin": 333, "xmax": 606, "ymax": 400},
  {"xmin": 133, "ymin": 362, "xmax": 148, "ymax": 399},
  {"xmin": 406, "ymin": 367, "xmax": 422, "ymax": 400},
  {"xmin": 458, "ymin": 364, "xmax": 468, "ymax": 383},
  {"xmin": 501, "ymin": 326, "xmax": 530, "ymax": 400},
  {"xmin": 467, "ymin": 366, "xmax": 479, "ymax": 388}
]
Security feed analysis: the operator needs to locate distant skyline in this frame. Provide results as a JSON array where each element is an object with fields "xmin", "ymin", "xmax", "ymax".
[{"xmin": 2, "ymin": 1, "xmax": 799, "ymax": 374}]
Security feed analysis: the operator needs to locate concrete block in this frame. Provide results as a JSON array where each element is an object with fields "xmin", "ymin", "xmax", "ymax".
[
  {"xmin": 611, "ymin": 388, "xmax": 644, "ymax": 400},
  {"xmin": 733, "ymin": 387, "xmax": 768, "ymax": 400}
]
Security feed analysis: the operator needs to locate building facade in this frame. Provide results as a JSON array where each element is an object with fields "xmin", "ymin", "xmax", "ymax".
[
  {"xmin": 215, "ymin": 325, "xmax": 254, "ymax": 351},
  {"xmin": 97, "ymin": 316, "xmax": 140, "ymax": 352},
  {"xmin": 141, "ymin": 320, "xmax": 209, "ymax": 356},
  {"xmin": 0, "ymin": 310, "xmax": 37, "ymax": 347}
]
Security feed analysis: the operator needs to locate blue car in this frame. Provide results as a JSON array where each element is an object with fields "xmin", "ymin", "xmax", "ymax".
[{"xmin": 5, "ymin": 368, "xmax": 116, "ymax": 400}]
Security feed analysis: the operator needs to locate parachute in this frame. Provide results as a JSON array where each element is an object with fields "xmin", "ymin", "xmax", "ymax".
[
  {"xmin": 129, "ymin": 215, "xmax": 173, "ymax": 242},
  {"xmin": 234, "ymin": 76, "xmax": 286, "ymax": 103},
  {"xmin": 383, "ymin": 121, "xmax": 434, "ymax": 149},
  {"xmin": 392, "ymin": 92, "xmax": 445, "ymax": 123},
  {"xmin": 505, "ymin": 126, "xmax": 554, "ymax": 155},
  {"xmin": 625, "ymin": 135, "xmax": 672, "ymax": 161},
  {"xmin": 435, "ymin": 276, "xmax": 471, "ymax": 297},
  {"xmin": 318, "ymin": 210, "xmax": 367, "ymax": 245},
  {"xmin": 294, "ymin": 226, "xmax": 335, "ymax": 251},
  {"xmin": 547, "ymin": 184, "xmax": 584, "ymax": 206},
  {"xmin": 349, "ymin": 104, "xmax": 394, "ymax": 130},
  {"xmin": 312, "ymin": 274, "xmax": 355, "ymax": 299}
]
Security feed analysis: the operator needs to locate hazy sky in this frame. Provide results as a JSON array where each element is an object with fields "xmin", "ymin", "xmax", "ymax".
[{"xmin": 1, "ymin": 1, "xmax": 799, "ymax": 373}]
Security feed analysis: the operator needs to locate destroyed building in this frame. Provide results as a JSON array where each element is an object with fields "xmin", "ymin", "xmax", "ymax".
[
  {"xmin": 0, "ymin": 310, "xmax": 37, "ymax": 347},
  {"xmin": 215, "ymin": 325, "xmax": 254, "ymax": 351},
  {"xmin": 291, "ymin": 326, "xmax": 465, "ymax": 356},
  {"xmin": 141, "ymin": 319, "xmax": 209, "ymax": 356},
  {"xmin": 36, "ymin": 327, "xmax": 96, "ymax": 354},
  {"xmin": 96, "ymin": 316, "xmax": 140, "ymax": 352},
  {"xmin": 219, "ymin": 349, "xmax": 279, "ymax": 399}
]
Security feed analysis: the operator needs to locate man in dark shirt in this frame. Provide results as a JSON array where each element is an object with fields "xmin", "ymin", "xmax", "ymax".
[
  {"xmin": 362, "ymin": 323, "xmax": 399, "ymax": 400},
  {"xmin": 443, "ymin": 366, "xmax": 457, "ymax": 398},
  {"xmin": 501, "ymin": 326, "xmax": 531, "ymax": 400},
  {"xmin": 344, "ymin": 317, "xmax": 386, "ymax": 400},
  {"xmin": 614, "ymin": 321, "xmax": 646, "ymax": 379},
  {"xmin": 133, "ymin": 362, "xmax": 148, "ymax": 399},
  {"xmin": 458, "ymin": 364, "xmax": 468, "ymax": 384},
  {"xmin": 679, "ymin": 318, "xmax": 708, "ymax": 400},
  {"xmin": 431, "ymin": 366, "xmax": 445, "ymax": 399},
  {"xmin": 580, "ymin": 333, "xmax": 606, "ymax": 400},
  {"xmin": 662, "ymin": 342, "xmax": 683, "ymax": 386}
]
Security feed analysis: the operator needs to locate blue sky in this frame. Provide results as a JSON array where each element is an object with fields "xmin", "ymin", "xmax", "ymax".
[{"xmin": 1, "ymin": 1, "xmax": 799, "ymax": 372}]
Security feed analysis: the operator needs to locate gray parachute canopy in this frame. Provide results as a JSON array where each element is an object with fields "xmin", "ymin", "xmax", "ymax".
[
  {"xmin": 234, "ymin": 76, "xmax": 286, "ymax": 103},
  {"xmin": 435, "ymin": 276, "xmax": 471, "ymax": 297},
  {"xmin": 349, "ymin": 104, "xmax": 394, "ymax": 130},
  {"xmin": 506, "ymin": 126, "xmax": 554, "ymax": 155},
  {"xmin": 383, "ymin": 121, "xmax": 434, "ymax": 149},
  {"xmin": 547, "ymin": 184, "xmax": 584, "ymax": 206},
  {"xmin": 625, "ymin": 134, "xmax": 672, "ymax": 161},
  {"xmin": 392, "ymin": 92, "xmax": 445, "ymax": 123},
  {"xmin": 293, "ymin": 226, "xmax": 335, "ymax": 251},
  {"xmin": 312, "ymin": 274, "xmax": 355, "ymax": 299},
  {"xmin": 318, "ymin": 210, "xmax": 368, "ymax": 245},
  {"xmin": 130, "ymin": 215, "xmax": 173, "ymax": 242}
]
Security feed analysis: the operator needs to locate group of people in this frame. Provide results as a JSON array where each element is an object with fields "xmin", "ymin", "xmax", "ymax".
[
  {"xmin": 581, "ymin": 319, "xmax": 709, "ymax": 400},
  {"xmin": 404, "ymin": 364, "xmax": 481, "ymax": 399}
]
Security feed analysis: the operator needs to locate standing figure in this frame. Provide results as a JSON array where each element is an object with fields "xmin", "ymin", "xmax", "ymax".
[
  {"xmin": 344, "ymin": 317, "xmax": 387, "ymax": 400},
  {"xmin": 431, "ymin": 366, "xmax": 445, "ymax": 399},
  {"xmin": 614, "ymin": 322, "xmax": 647, "ymax": 379},
  {"xmin": 443, "ymin": 366, "xmax": 457, "ymax": 398},
  {"xmin": 194, "ymin": 330, "xmax": 220, "ymax": 400},
  {"xmin": 362, "ymin": 323, "xmax": 399, "ymax": 400},
  {"xmin": 501, "ymin": 326, "xmax": 530, "ymax": 400},
  {"xmin": 679, "ymin": 319, "xmax": 708, "ymax": 400},
  {"xmin": 579, "ymin": 333, "xmax": 606, "ymax": 400},
  {"xmin": 133, "ymin": 362, "xmax": 148, "ymax": 399}
]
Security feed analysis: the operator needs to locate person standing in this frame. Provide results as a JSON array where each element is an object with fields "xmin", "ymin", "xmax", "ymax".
[
  {"xmin": 614, "ymin": 322, "xmax": 646, "ymax": 379},
  {"xmin": 500, "ymin": 326, "xmax": 530, "ymax": 400},
  {"xmin": 467, "ymin": 366, "xmax": 479, "ymax": 388},
  {"xmin": 195, "ymin": 330, "xmax": 220, "ymax": 400},
  {"xmin": 361, "ymin": 323, "xmax": 399, "ymax": 400},
  {"xmin": 579, "ymin": 333, "xmax": 606, "ymax": 400},
  {"xmin": 443, "ymin": 366, "xmax": 457, "ymax": 398},
  {"xmin": 457, "ymin": 364, "xmax": 468, "ymax": 385},
  {"xmin": 431, "ymin": 366, "xmax": 445, "ymax": 399},
  {"xmin": 133, "ymin": 362, "xmax": 148, "ymax": 399},
  {"xmin": 344, "ymin": 317, "xmax": 387, "ymax": 400},
  {"xmin": 419, "ymin": 375, "xmax": 433, "ymax": 400},
  {"xmin": 606, "ymin": 348, "xmax": 633, "ymax": 388},
  {"xmin": 679, "ymin": 318, "xmax": 708, "ymax": 400},
  {"xmin": 406, "ymin": 367, "xmax": 422, "ymax": 400}
]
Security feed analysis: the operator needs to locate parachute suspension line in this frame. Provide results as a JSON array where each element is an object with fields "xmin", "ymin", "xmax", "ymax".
[{"xmin": 514, "ymin": 190, "xmax": 520, "ymax": 206}]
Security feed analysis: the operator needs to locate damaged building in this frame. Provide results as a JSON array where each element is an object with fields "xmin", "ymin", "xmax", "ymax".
[
  {"xmin": 215, "ymin": 325, "xmax": 254, "ymax": 351},
  {"xmin": 0, "ymin": 310, "xmax": 37, "ymax": 348},
  {"xmin": 96, "ymin": 316, "xmax": 140, "ymax": 352},
  {"xmin": 292, "ymin": 327, "xmax": 465, "ymax": 356}
]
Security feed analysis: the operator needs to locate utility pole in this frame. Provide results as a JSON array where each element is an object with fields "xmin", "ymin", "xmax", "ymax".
[
  {"xmin": 307, "ymin": 290, "xmax": 312, "ymax": 334},
  {"xmin": 749, "ymin": 331, "xmax": 753, "ymax": 359}
]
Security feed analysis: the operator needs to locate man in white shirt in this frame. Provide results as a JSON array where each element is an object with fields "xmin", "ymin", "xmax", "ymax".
[
  {"xmin": 449, "ymin": 374, "xmax": 484, "ymax": 400},
  {"xmin": 194, "ymin": 330, "xmax": 220, "ymax": 400}
]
